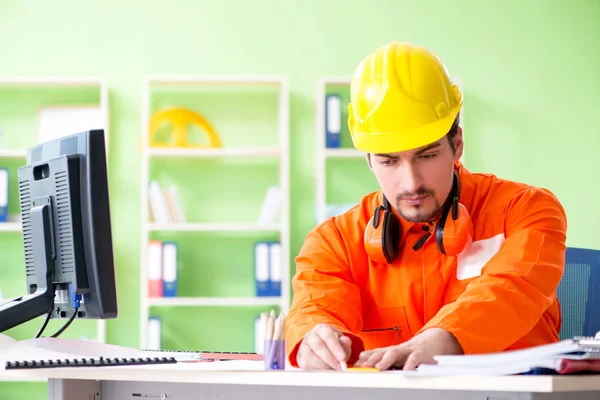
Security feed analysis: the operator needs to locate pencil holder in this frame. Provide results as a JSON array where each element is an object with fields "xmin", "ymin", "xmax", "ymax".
[{"xmin": 264, "ymin": 339, "xmax": 285, "ymax": 370}]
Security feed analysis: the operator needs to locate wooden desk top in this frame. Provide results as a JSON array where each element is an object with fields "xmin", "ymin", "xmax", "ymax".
[{"xmin": 1, "ymin": 363, "xmax": 600, "ymax": 393}]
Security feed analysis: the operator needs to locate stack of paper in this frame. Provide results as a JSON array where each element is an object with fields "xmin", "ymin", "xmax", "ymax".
[{"xmin": 417, "ymin": 337, "xmax": 600, "ymax": 376}]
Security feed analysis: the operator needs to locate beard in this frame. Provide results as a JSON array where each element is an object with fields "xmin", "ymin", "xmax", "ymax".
[
  {"xmin": 396, "ymin": 201, "xmax": 443, "ymax": 223},
  {"xmin": 394, "ymin": 187, "xmax": 442, "ymax": 223}
]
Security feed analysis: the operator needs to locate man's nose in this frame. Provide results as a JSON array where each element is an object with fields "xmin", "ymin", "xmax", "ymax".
[{"xmin": 398, "ymin": 163, "xmax": 424, "ymax": 194}]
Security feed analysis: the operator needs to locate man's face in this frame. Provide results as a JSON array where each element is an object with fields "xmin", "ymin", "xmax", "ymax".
[{"xmin": 368, "ymin": 130, "xmax": 463, "ymax": 223}]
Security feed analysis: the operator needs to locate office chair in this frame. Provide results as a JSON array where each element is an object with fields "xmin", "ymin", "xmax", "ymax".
[{"xmin": 556, "ymin": 247, "xmax": 600, "ymax": 340}]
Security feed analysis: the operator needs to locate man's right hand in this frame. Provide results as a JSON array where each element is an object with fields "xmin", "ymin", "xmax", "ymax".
[{"xmin": 296, "ymin": 324, "xmax": 352, "ymax": 370}]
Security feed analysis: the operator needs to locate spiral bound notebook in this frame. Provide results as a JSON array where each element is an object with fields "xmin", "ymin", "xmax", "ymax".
[
  {"xmin": 5, "ymin": 356, "xmax": 176, "ymax": 370},
  {"xmin": 0, "ymin": 335, "xmax": 179, "ymax": 371}
]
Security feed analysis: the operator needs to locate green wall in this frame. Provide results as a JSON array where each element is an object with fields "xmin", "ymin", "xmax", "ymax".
[{"xmin": 1, "ymin": 0, "xmax": 598, "ymax": 397}]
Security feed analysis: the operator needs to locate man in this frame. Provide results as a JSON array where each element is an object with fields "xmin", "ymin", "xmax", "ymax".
[{"xmin": 284, "ymin": 42, "xmax": 567, "ymax": 371}]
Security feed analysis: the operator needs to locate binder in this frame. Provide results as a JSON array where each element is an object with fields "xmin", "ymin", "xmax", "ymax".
[
  {"xmin": 162, "ymin": 242, "xmax": 177, "ymax": 297},
  {"xmin": 0, "ymin": 168, "xmax": 8, "ymax": 222},
  {"xmin": 325, "ymin": 94, "xmax": 341, "ymax": 148},
  {"xmin": 148, "ymin": 240, "xmax": 163, "ymax": 297},
  {"xmin": 254, "ymin": 315, "xmax": 265, "ymax": 354},
  {"xmin": 254, "ymin": 242, "xmax": 270, "ymax": 296},
  {"xmin": 258, "ymin": 186, "xmax": 281, "ymax": 225},
  {"xmin": 148, "ymin": 316, "xmax": 162, "ymax": 350},
  {"xmin": 148, "ymin": 180, "xmax": 171, "ymax": 223},
  {"xmin": 268, "ymin": 242, "xmax": 282, "ymax": 296}
]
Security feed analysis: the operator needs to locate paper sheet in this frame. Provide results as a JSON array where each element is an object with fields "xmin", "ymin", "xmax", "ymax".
[
  {"xmin": 0, "ymin": 334, "xmax": 16, "ymax": 351},
  {"xmin": 18, "ymin": 337, "xmax": 149, "ymax": 358},
  {"xmin": 134, "ymin": 360, "xmax": 266, "ymax": 371}
]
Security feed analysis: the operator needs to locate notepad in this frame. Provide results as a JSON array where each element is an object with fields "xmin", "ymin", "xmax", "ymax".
[{"xmin": 141, "ymin": 349, "xmax": 263, "ymax": 361}]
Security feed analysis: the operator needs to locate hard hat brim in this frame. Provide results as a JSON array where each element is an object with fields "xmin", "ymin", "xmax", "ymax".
[{"xmin": 351, "ymin": 108, "xmax": 460, "ymax": 154}]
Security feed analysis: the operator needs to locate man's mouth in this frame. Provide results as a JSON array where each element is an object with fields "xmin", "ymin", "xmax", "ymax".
[{"xmin": 402, "ymin": 195, "xmax": 428, "ymax": 206}]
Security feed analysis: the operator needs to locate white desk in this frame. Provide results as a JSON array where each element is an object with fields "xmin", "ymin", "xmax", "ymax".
[{"xmin": 2, "ymin": 364, "xmax": 600, "ymax": 400}]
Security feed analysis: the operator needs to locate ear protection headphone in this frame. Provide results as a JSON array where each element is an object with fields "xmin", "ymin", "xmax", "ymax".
[{"xmin": 364, "ymin": 172, "xmax": 473, "ymax": 264}]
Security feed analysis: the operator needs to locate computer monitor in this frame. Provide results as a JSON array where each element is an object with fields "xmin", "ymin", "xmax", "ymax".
[{"xmin": 0, "ymin": 129, "xmax": 117, "ymax": 337}]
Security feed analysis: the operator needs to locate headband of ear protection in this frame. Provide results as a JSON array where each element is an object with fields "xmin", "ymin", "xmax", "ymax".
[{"xmin": 363, "ymin": 172, "xmax": 473, "ymax": 264}]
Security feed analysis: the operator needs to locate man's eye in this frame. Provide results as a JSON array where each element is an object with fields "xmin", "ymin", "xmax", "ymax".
[{"xmin": 419, "ymin": 153, "xmax": 437, "ymax": 160}]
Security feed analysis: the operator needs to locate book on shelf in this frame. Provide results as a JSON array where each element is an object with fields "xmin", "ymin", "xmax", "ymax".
[
  {"xmin": 0, "ymin": 167, "xmax": 7, "ymax": 223},
  {"xmin": 147, "ymin": 316, "xmax": 162, "ymax": 350},
  {"xmin": 254, "ymin": 241, "xmax": 281, "ymax": 297},
  {"xmin": 257, "ymin": 186, "xmax": 281, "ymax": 225},
  {"xmin": 148, "ymin": 180, "xmax": 186, "ymax": 224},
  {"xmin": 147, "ymin": 240, "xmax": 178, "ymax": 298},
  {"xmin": 325, "ymin": 94, "xmax": 341, "ymax": 148}
]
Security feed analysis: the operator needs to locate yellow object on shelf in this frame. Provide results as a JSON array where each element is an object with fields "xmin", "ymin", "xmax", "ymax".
[{"xmin": 149, "ymin": 107, "xmax": 223, "ymax": 148}]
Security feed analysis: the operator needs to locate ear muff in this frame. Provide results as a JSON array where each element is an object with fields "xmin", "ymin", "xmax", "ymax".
[
  {"xmin": 364, "ymin": 197, "xmax": 401, "ymax": 264},
  {"xmin": 435, "ymin": 173, "xmax": 473, "ymax": 256}
]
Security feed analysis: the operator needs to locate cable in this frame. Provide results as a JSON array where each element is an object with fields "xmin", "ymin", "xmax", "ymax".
[
  {"xmin": 50, "ymin": 307, "xmax": 78, "ymax": 338},
  {"xmin": 35, "ymin": 306, "xmax": 53, "ymax": 339}
]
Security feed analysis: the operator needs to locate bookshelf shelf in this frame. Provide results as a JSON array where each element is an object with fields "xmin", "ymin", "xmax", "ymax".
[
  {"xmin": 147, "ymin": 223, "xmax": 280, "ymax": 233},
  {"xmin": 148, "ymin": 296, "xmax": 282, "ymax": 307},
  {"xmin": 324, "ymin": 148, "xmax": 364, "ymax": 159},
  {"xmin": 146, "ymin": 75, "xmax": 285, "ymax": 86},
  {"xmin": 0, "ymin": 223, "xmax": 22, "ymax": 232},
  {"xmin": 0, "ymin": 76, "xmax": 107, "ymax": 87},
  {"xmin": 0, "ymin": 150, "xmax": 27, "ymax": 158},
  {"xmin": 140, "ymin": 75, "xmax": 290, "ymax": 352},
  {"xmin": 146, "ymin": 147, "xmax": 280, "ymax": 158}
]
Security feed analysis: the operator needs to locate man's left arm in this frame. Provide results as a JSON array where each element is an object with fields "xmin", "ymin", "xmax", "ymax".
[{"xmin": 419, "ymin": 186, "xmax": 567, "ymax": 354}]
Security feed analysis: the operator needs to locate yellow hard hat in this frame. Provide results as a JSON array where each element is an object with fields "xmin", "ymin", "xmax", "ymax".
[{"xmin": 348, "ymin": 42, "xmax": 462, "ymax": 154}]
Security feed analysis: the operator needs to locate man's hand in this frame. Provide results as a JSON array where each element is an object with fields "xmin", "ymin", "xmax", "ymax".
[
  {"xmin": 354, "ymin": 328, "xmax": 463, "ymax": 370},
  {"xmin": 297, "ymin": 324, "xmax": 352, "ymax": 370}
]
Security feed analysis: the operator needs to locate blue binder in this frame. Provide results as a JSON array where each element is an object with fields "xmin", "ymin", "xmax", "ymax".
[
  {"xmin": 0, "ymin": 168, "xmax": 8, "ymax": 223},
  {"xmin": 254, "ymin": 241, "xmax": 270, "ymax": 296},
  {"xmin": 325, "ymin": 94, "xmax": 341, "ymax": 148}
]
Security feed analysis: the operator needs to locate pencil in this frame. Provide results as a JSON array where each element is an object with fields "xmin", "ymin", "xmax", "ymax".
[{"xmin": 266, "ymin": 310, "xmax": 275, "ymax": 340}]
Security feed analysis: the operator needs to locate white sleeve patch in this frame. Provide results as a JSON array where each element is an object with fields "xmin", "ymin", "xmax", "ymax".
[{"xmin": 456, "ymin": 233, "xmax": 506, "ymax": 280}]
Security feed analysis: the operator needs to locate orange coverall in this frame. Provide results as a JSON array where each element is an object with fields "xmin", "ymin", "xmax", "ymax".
[{"xmin": 285, "ymin": 162, "xmax": 567, "ymax": 366}]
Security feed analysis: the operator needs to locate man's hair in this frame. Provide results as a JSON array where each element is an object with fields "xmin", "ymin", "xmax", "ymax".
[{"xmin": 447, "ymin": 113, "xmax": 460, "ymax": 154}]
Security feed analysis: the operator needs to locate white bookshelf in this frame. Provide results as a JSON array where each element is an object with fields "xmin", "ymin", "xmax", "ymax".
[
  {"xmin": 139, "ymin": 75, "xmax": 290, "ymax": 350},
  {"xmin": 0, "ymin": 76, "xmax": 110, "ymax": 383}
]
